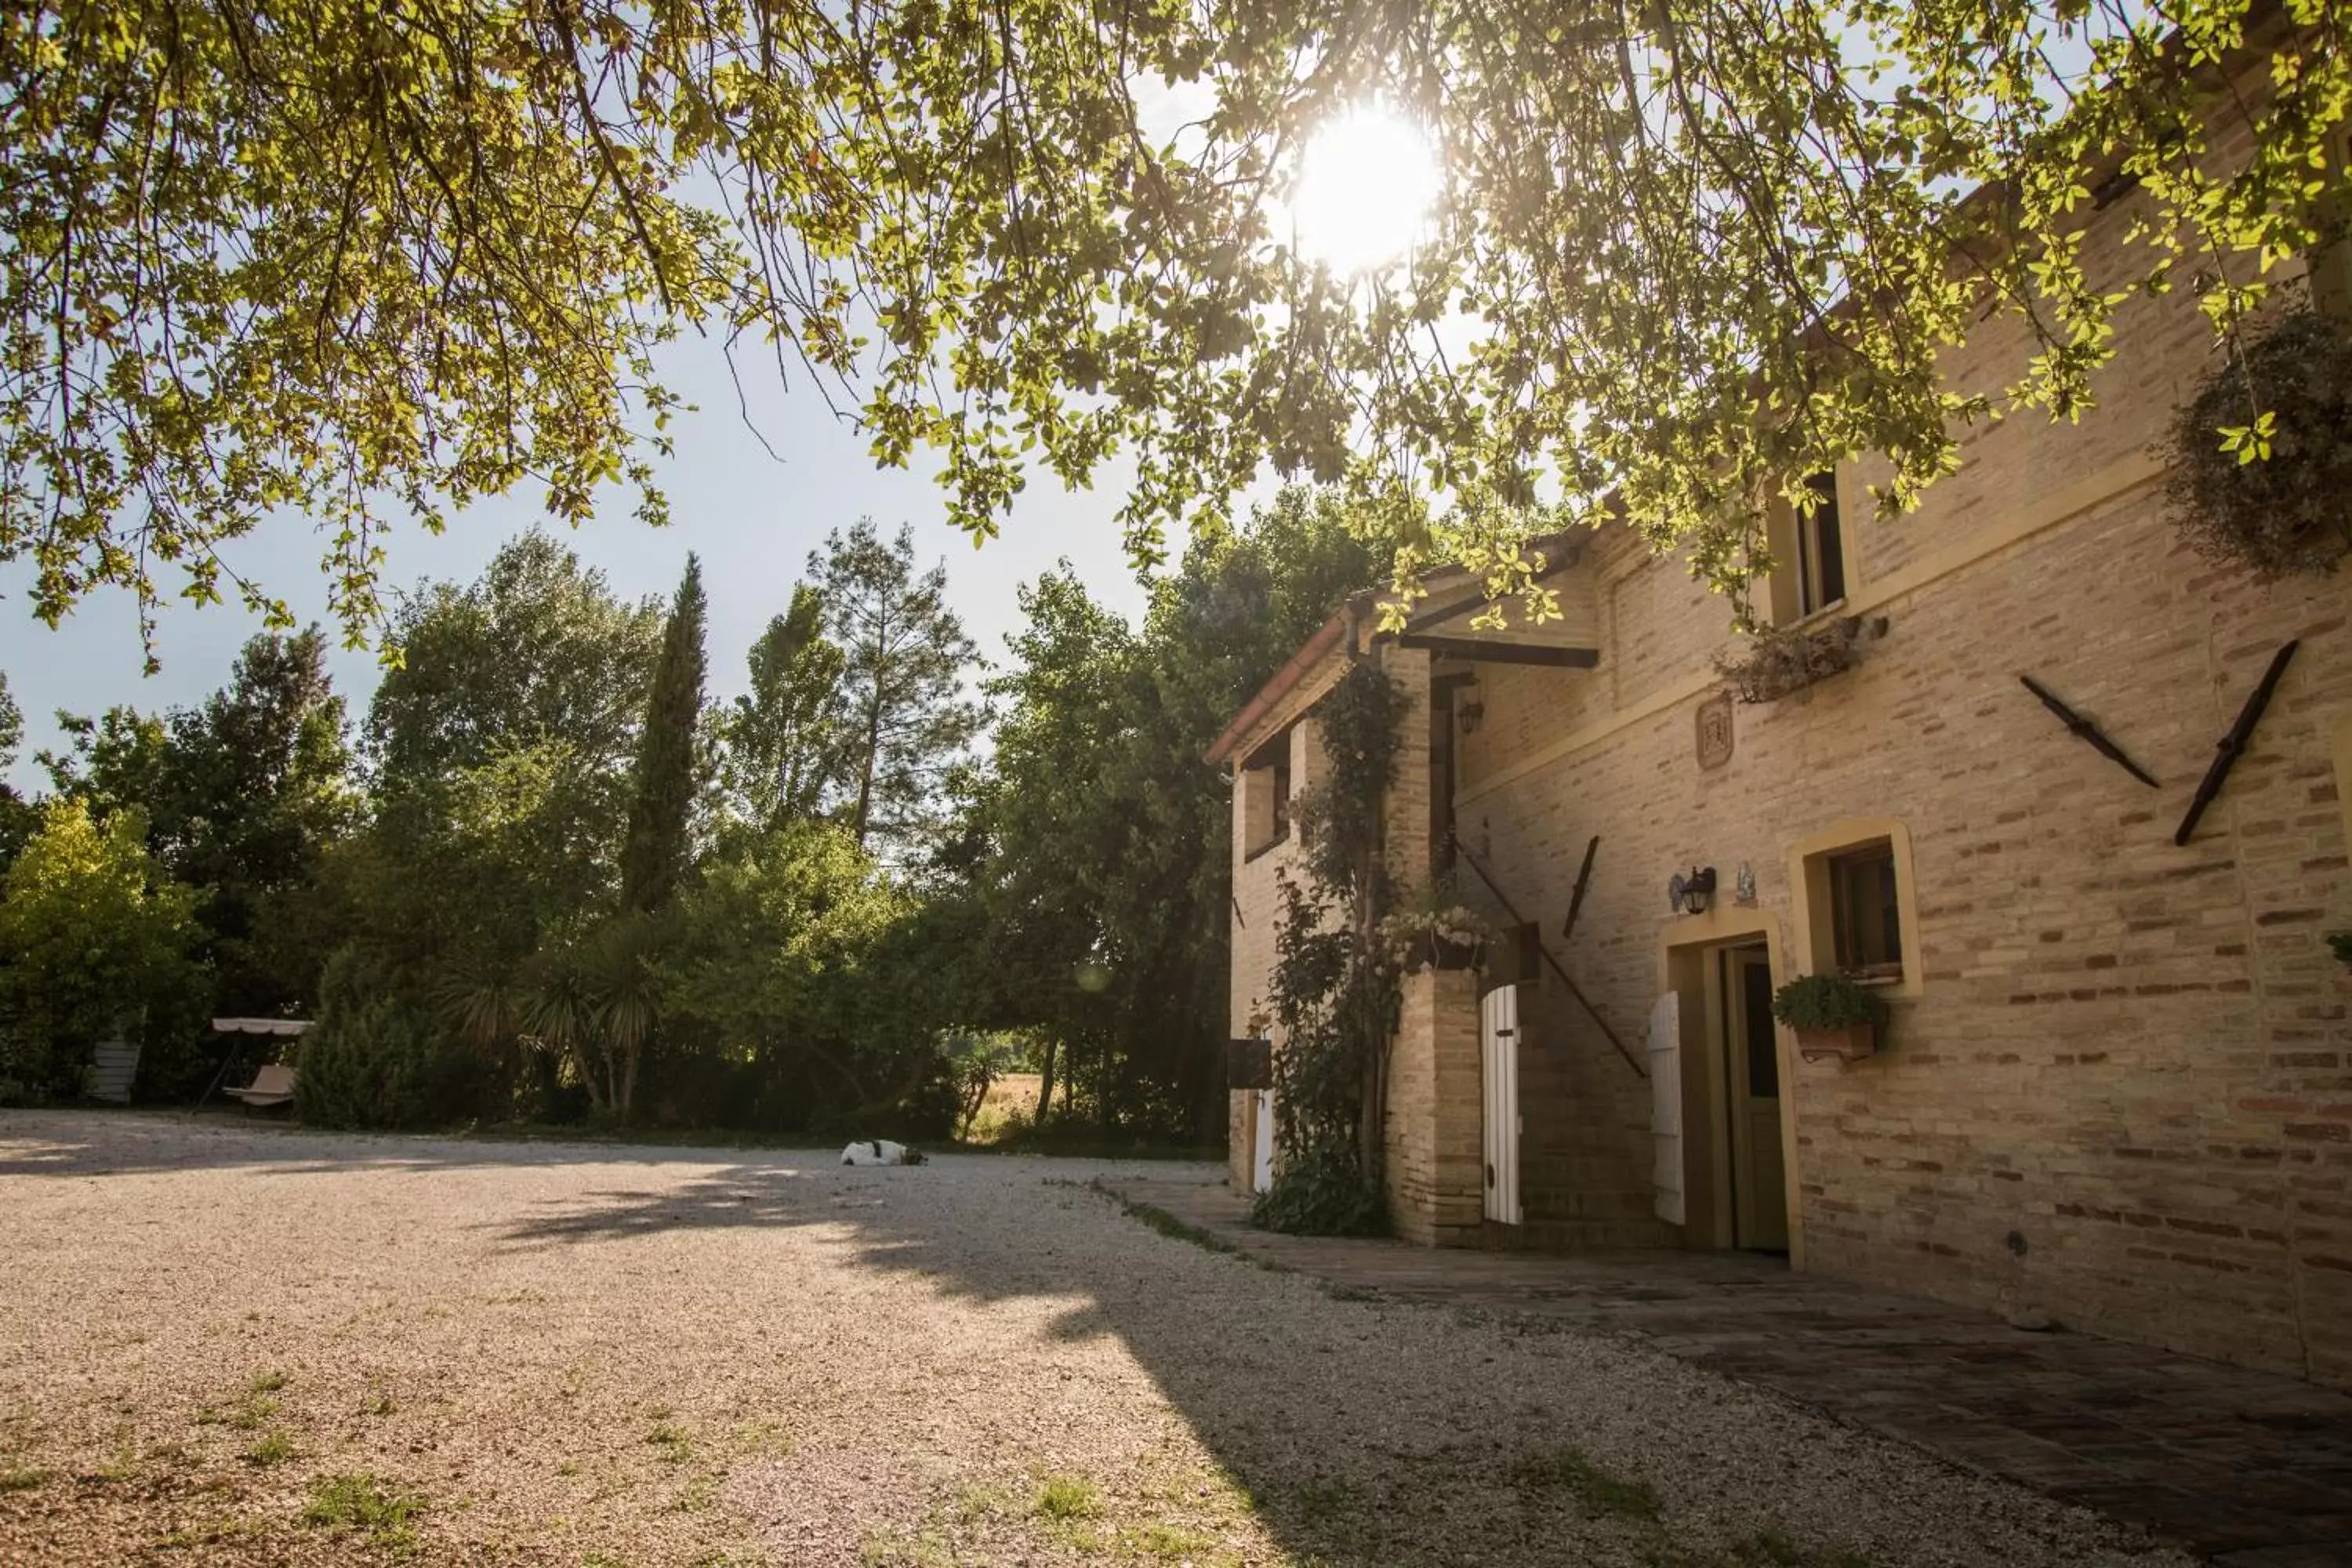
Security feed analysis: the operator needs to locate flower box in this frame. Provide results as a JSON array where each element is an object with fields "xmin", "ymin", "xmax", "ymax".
[{"xmin": 1793, "ymin": 1021, "xmax": 1878, "ymax": 1064}]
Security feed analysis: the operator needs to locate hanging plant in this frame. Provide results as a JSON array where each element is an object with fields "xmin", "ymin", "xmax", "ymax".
[
  {"xmin": 1254, "ymin": 661, "xmax": 1406, "ymax": 1238},
  {"xmin": 1376, "ymin": 895, "xmax": 1494, "ymax": 973},
  {"xmin": 2165, "ymin": 305, "xmax": 2352, "ymax": 580},
  {"xmin": 1713, "ymin": 617, "xmax": 1863, "ymax": 705}
]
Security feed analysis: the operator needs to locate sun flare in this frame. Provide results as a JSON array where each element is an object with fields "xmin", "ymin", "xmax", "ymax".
[{"xmin": 1290, "ymin": 108, "xmax": 1442, "ymax": 274}]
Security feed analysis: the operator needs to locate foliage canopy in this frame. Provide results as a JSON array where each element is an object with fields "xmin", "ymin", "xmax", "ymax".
[{"xmin": 5, "ymin": 0, "xmax": 2343, "ymax": 641}]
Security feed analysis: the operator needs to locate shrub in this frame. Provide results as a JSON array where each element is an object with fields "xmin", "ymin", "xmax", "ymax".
[
  {"xmin": 295, "ymin": 946, "xmax": 485, "ymax": 1129},
  {"xmin": 1769, "ymin": 973, "xmax": 1889, "ymax": 1033},
  {"xmin": 2166, "ymin": 305, "xmax": 2352, "ymax": 579},
  {"xmin": 1252, "ymin": 1136, "xmax": 1388, "ymax": 1237}
]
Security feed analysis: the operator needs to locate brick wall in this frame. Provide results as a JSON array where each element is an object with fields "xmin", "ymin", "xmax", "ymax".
[{"xmin": 1436, "ymin": 107, "xmax": 2352, "ymax": 1377}]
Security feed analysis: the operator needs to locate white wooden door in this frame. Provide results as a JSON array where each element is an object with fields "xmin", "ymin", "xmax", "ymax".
[
  {"xmin": 1480, "ymin": 984, "xmax": 1522, "ymax": 1224},
  {"xmin": 1251, "ymin": 1087, "xmax": 1275, "ymax": 1193},
  {"xmin": 1650, "ymin": 993, "xmax": 1685, "ymax": 1225}
]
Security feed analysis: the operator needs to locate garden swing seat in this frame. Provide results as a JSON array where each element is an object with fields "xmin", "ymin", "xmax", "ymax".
[{"xmin": 222, "ymin": 1063, "xmax": 297, "ymax": 1109}]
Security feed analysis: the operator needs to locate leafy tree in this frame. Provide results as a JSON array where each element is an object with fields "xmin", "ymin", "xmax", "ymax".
[
  {"xmin": 724, "ymin": 586, "xmax": 848, "ymax": 833},
  {"xmin": 662, "ymin": 821, "xmax": 947, "ymax": 1133},
  {"xmin": 358, "ymin": 533, "xmax": 662, "ymax": 967},
  {"xmin": 959, "ymin": 488, "xmax": 1391, "ymax": 1140},
  {"xmin": 38, "ymin": 631, "xmax": 359, "ymax": 1014},
  {"xmin": 621, "ymin": 554, "xmax": 709, "ymax": 913},
  {"xmin": 811, "ymin": 521, "xmax": 982, "ymax": 855},
  {"xmin": 4, "ymin": 1, "xmax": 2341, "ymax": 639},
  {"xmin": 0, "ymin": 800, "xmax": 200, "ymax": 1103},
  {"xmin": 0, "ymin": 673, "xmax": 38, "ymax": 866}
]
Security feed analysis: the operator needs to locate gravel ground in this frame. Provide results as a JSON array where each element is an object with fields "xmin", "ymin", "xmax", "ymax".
[{"xmin": 0, "ymin": 1112, "xmax": 2190, "ymax": 1568}]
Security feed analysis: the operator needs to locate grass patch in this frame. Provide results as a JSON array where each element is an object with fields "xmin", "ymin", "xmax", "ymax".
[
  {"xmin": 1515, "ymin": 1449, "xmax": 1661, "ymax": 1523},
  {"xmin": 858, "ymin": 1526, "xmax": 953, "ymax": 1567},
  {"xmin": 1033, "ymin": 1472, "xmax": 1104, "ymax": 1522},
  {"xmin": 301, "ymin": 1472, "xmax": 427, "ymax": 1549},
  {"xmin": 0, "ymin": 1467, "xmax": 49, "ymax": 1492},
  {"xmin": 1097, "ymin": 1186, "xmax": 1292, "ymax": 1273},
  {"xmin": 242, "ymin": 1431, "xmax": 295, "ymax": 1467},
  {"xmin": 646, "ymin": 1423, "xmax": 694, "ymax": 1465},
  {"xmin": 1123, "ymin": 1520, "xmax": 1221, "ymax": 1560},
  {"xmin": 199, "ymin": 1370, "xmax": 289, "ymax": 1432},
  {"xmin": 734, "ymin": 1418, "xmax": 793, "ymax": 1457}
]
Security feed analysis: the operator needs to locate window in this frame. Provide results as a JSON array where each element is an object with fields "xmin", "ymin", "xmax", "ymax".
[
  {"xmin": 1791, "ymin": 818, "xmax": 1922, "ymax": 999},
  {"xmin": 1765, "ymin": 470, "xmax": 1849, "ymax": 625},
  {"xmin": 1825, "ymin": 840, "xmax": 1902, "ymax": 981},
  {"xmin": 1240, "ymin": 729, "xmax": 1293, "ymax": 858}
]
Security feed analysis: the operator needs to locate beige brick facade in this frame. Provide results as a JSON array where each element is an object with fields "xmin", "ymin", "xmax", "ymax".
[{"xmin": 1220, "ymin": 46, "xmax": 2352, "ymax": 1387}]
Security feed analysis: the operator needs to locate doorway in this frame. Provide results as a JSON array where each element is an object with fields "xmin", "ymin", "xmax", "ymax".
[{"xmin": 1718, "ymin": 944, "xmax": 1788, "ymax": 1252}]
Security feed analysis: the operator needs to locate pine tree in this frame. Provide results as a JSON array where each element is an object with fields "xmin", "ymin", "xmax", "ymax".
[
  {"xmin": 621, "ymin": 555, "xmax": 708, "ymax": 913},
  {"xmin": 809, "ymin": 520, "xmax": 982, "ymax": 855},
  {"xmin": 724, "ymin": 584, "xmax": 848, "ymax": 831}
]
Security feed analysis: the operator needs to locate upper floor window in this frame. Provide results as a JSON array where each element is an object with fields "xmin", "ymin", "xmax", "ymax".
[
  {"xmin": 1766, "ymin": 470, "xmax": 1849, "ymax": 625},
  {"xmin": 1241, "ymin": 730, "xmax": 1293, "ymax": 859}
]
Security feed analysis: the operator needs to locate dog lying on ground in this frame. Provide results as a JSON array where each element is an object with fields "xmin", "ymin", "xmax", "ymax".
[{"xmin": 840, "ymin": 1139, "xmax": 924, "ymax": 1166}]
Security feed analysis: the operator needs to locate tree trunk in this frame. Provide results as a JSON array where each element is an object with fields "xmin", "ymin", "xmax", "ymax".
[
  {"xmin": 1035, "ymin": 1036, "xmax": 1058, "ymax": 1123},
  {"xmin": 620, "ymin": 1040, "xmax": 641, "ymax": 1121},
  {"xmin": 851, "ymin": 692, "xmax": 882, "ymax": 848}
]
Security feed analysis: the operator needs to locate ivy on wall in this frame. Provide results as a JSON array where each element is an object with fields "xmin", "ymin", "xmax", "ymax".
[{"xmin": 1254, "ymin": 661, "xmax": 1408, "ymax": 1236}]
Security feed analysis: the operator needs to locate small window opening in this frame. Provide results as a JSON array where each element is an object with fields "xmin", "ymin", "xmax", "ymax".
[{"xmin": 1827, "ymin": 839, "xmax": 1902, "ymax": 981}]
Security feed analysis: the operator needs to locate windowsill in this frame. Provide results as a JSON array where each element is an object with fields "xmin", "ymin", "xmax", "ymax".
[
  {"xmin": 1778, "ymin": 596, "xmax": 1850, "ymax": 633},
  {"xmin": 1243, "ymin": 829, "xmax": 1291, "ymax": 864}
]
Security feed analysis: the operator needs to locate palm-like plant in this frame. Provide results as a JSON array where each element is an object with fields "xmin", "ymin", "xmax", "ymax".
[
  {"xmin": 507, "ymin": 915, "xmax": 673, "ymax": 1119},
  {"xmin": 587, "ymin": 913, "xmax": 667, "ymax": 1118}
]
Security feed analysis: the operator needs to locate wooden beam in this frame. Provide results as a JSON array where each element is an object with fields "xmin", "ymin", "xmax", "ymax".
[{"xmin": 1397, "ymin": 635, "xmax": 1599, "ymax": 668}]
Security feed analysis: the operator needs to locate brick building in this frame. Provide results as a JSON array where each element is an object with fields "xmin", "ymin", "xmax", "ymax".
[{"xmin": 1211, "ymin": 34, "xmax": 2352, "ymax": 1388}]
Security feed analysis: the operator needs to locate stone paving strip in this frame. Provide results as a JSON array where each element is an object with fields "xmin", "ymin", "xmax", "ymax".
[
  {"xmin": 0, "ymin": 1111, "xmax": 2221, "ymax": 1566},
  {"xmin": 1097, "ymin": 1176, "xmax": 2352, "ymax": 1567}
]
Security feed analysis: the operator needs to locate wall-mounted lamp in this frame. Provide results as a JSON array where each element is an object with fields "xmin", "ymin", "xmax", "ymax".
[
  {"xmin": 1457, "ymin": 698, "xmax": 1485, "ymax": 735},
  {"xmin": 1668, "ymin": 865, "xmax": 1717, "ymax": 916}
]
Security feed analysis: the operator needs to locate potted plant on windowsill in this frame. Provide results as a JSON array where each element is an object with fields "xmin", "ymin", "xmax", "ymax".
[
  {"xmin": 1376, "ymin": 902, "xmax": 1491, "ymax": 974},
  {"xmin": 1771, "ymin": 972, "xmax": 1889, "ymax": 1064}
]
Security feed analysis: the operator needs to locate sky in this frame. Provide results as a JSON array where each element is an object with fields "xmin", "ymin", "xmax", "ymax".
[{"xmin": 0, "ymin": 333, "xmax": 1175, "ymax": 797}]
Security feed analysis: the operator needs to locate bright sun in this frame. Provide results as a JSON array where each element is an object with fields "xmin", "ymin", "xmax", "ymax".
[{"xmin": 1290, "ymin": 108, "xmax": 1442, "ymax": 274}]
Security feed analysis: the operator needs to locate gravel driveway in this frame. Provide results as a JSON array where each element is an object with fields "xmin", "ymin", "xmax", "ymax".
[{"xmin": 0, "ymin": 1112, "xmax": 2188, "ymax": 1567}]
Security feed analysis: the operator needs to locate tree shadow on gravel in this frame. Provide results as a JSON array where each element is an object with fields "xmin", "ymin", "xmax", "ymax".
[{"xmin": 474, "ymin": 1160, "xmax": 1959, "ymax": 1568}]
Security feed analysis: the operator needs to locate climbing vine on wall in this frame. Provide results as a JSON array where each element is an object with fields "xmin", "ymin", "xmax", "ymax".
[{"xmin": 1254, "ymin": 661, "xmax": 1407, "ymax": 1236}]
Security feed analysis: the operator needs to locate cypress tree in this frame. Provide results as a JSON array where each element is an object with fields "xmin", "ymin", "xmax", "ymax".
[{"xmin": 621, "ymin": 554, "xmax": 708, "ymax": 913}]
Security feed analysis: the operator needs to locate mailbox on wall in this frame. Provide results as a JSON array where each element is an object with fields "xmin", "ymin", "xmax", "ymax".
[{"xmin": 1225, "ymin": 1037, "xmax": 1273, "ymax": 1091}]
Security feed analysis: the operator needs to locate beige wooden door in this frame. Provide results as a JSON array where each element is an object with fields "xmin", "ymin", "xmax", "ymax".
[{"xmin": 1724, "ymin": 946, "xmax": 1789, "ymax": 1251}]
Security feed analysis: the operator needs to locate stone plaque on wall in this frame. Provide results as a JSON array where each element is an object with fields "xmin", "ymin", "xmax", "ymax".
[
  {"xmin": 1225, "ymin": 1038, "xmax": 1273, "ymax": 1091},
  {"xmin": 1696, "ymin": 692, "xmax": 1735, "ymax": 770}
]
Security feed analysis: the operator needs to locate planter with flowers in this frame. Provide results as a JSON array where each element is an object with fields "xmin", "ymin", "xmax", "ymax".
[
  {"xmin": 1770, "ymin": 972, "xmax": 1889, "ymax": 1064},
  {"xmin": 1377, "ymin": 904, "xmax": 1491, "ymax": 973}
]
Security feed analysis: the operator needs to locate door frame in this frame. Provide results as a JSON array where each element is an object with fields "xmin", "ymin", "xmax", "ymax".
[{"xmin": 1656, "ymin": 906, "xmax": 1806, "ymax": 1269}]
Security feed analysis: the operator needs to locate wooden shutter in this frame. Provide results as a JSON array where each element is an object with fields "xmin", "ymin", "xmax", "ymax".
[
  {"xmin": 1480, "ymin": 985, "xmax": 1522, "ymax": 1225},
  {"xmin": 1649, "ymin": 993, "xmax": 1685, "ymax": 1225}
]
